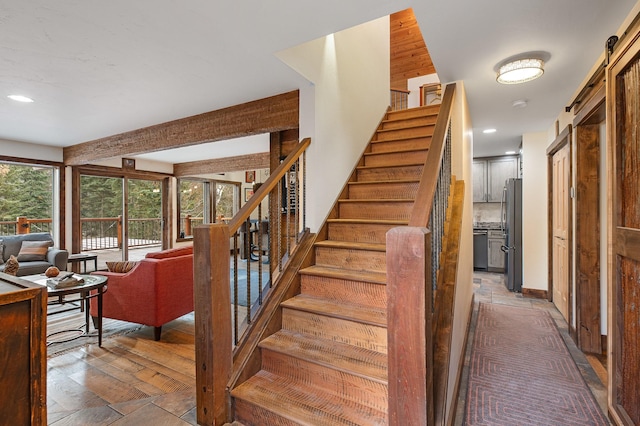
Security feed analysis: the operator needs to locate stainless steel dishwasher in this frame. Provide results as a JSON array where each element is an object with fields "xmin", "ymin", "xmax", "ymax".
[{"xmin": 473, "ymin": 229, "xmax": 488, "ymax": 270}]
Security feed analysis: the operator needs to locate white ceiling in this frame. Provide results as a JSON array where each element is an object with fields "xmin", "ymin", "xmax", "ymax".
[{"xmin": 1, "ymin": 0, "xmax": 638, "ymax": 162}]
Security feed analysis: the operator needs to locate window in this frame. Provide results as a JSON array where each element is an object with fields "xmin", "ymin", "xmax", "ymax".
[
  {"xmin": 178, "ymin": 178, "xmax": 240, "ymax": 239},
  {"xmin": 0, "ymin": 162, "xmax": 57, "ymax": 237}
]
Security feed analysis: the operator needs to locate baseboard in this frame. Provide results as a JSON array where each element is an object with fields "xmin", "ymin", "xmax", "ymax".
[
  {"xmin": 447, "ymin": 293, "xmax": 475, "ymax": 426},
  {"xmin": 522, "ymin": 287, "xmax": 548, "ymax": 299}
]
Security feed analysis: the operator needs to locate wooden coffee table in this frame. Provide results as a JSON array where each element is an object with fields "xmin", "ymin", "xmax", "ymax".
[{"xmin": 22, "ymin": 274, "xmax": 108, "ymax": 347}]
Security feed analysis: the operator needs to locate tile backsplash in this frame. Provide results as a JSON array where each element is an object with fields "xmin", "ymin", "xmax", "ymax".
[{"xmin": 473, "ymin": 202, "xmax": 501, "ymax": 224}]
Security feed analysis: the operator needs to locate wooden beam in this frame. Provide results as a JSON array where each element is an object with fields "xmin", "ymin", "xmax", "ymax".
[
  {"xmin": 63, "ymin": 91, "xmax": 299, "ymax": 166},
  {"xmin": 173, "ymin": 152, "xmax": 270, "ymax": 177}
]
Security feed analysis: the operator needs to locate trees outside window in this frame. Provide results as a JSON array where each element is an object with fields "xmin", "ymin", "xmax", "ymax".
[
  {"xmin": 0, "ymin": 162, "xmax": 54, "ymax": 235},
  {"xmin": 178, "ymin": 178, "xmax": 240, "ymax": 239}
]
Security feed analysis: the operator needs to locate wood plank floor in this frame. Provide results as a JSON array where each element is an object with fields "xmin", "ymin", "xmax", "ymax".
[{"xmin": 47, "ymin": 313, "xmax": 198, "ymax": 425}]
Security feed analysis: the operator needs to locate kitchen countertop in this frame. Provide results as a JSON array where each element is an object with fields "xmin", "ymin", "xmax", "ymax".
[{"xmin": 473, "ymin": 221, "xmax": 502, "ymax": 230}]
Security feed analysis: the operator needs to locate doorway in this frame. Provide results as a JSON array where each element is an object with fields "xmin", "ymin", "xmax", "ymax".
[
  {"xmin": 547, "ymin": 127, "xmax": 572, "ymax": 323},
  {"xmin": 72, "ymin": 167, "xmax": 169, "ymax": 270}
]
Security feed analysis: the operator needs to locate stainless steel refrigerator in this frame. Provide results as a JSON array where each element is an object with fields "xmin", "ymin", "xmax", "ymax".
[{"xmin": 501, "ymin": 178, "xmax": 523, "ymax": 292}]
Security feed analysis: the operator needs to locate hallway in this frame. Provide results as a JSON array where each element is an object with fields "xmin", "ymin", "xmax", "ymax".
[{"xmin": 455, "ymin": 271, "xmax": 609, "ymax": 425}]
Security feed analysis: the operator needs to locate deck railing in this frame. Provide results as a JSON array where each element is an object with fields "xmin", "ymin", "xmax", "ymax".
[
  {"xmin": 1, "ymin": 216, "xmax": 160, "ymax": 250},
  {"xmin": 0, "ymin": 217, "xmax": 52, "ymax": 235},
  {"xmin": 193, "ymin": 138, "xmax": 310, "ymax": 425}
]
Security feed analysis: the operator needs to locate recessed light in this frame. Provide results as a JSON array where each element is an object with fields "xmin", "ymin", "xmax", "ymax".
[
  {"xmin": 483, "ymin": 128, "xmax": 497, "ymax": 134},
  {"xmin": 8, "ymin": 95, "xmax": 34, "ymax": 103},
  {"xmin": 505, "ymin": 151, "xmax": 516, "ymax": 155}
]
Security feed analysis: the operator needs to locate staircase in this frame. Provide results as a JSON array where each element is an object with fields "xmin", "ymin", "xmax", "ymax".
[{"xmin": 231, "ymin": 104, "xmax": 441, "ymax": 425}]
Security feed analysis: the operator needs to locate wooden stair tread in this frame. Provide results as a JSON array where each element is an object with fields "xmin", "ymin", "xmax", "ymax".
[
  {"xmin": 327, "ymin": 218, "xmax": 408, "ymax": 225},
  {"xmin": 261, "ymin": 330, "xmax": 388, "ymax": 382},
  {"xmin": 371, "ymin": 135, "xmax": 432, "ymax": 144},
  {"xmin": 356, "ymin": 162, "xmax": 424, "ymax": 170},
  {"xmin": 375, "ymin": 123, "xmax": 434, "ymax": 134},
  {"xmin": 363, "ymin": 147, "xmax": 427, "ymax": 156},
  {"xmin": 232, "ymin": 370, "xmax": 387, "ymax": 425},
  {"xmin": 338, "ymin": 198, "xmax": 414, "ymax": 203},
  {"xmin": 281, "ymin": 295, "xmax": 387, "ymax": 327},
  {"xmin": 348, "ymin": 179, "xmax": 419, "ymax": 186},
  {"xmin": 299, "ymin": 265, "xmax": 387, "ymax": 284},
  {"xmin": 314, "ymin": 240, "xmax": 386, "ymax": 252}
]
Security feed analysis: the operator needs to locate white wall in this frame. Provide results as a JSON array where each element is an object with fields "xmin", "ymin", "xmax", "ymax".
[
  {"xmin": 276, "ymin": 17, "xmax": 390, "ymax": 232},
  {"xmin": 446, "ymin": 81, "xmax": 475, "ymax": 420},
  {"xmin": 522, "ymin": 131, "xmax": 548, "ymax": 290},
  {"xmin": 0, "ymin": 138, "xmax": 63, "ymax": 162}
]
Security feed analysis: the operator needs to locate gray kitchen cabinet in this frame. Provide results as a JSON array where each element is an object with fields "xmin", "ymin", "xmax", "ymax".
[
  {"xmin": 473, "ymin": 156, "xmax": 518, "ymax": 202},
  {"xmin": 472, "ymin": 160, "xmax": 487, "ymax": 202},
  {"xmin": 487, "ymin": 230, "xmax": 506, "ymax": 271}
]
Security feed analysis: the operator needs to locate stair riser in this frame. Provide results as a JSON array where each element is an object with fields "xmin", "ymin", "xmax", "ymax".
[
  {"xmin": 261, "ymin": 350, "xmax": 388, "ymax": 412},
  {"xmin": 282, "ymin": 308, "xmax": 387, "ymax": 354},
  {"xmin": 301, "ymin": 274, "xmax": 387, "ymax": 309},
  {"xmin": 315, "ymin": 246, "xmax": 386, "ymax": 272},
  {"xmin": 387, "ymin": 105, "xmax": 439, "ymax": 120},
  {"xmin": 234, "ymin": 399, "xmax": 302, "ymax": 426},
  {"xmin": 338, "ymin": 201, "xmax": 413, "ymax": 220},
  {"xmin": 364, "ymin": 150, "xmax": 427, "ymax": 167},
  {"xmin": 380, "ymin": 116, "xmax": 436, "ymax": 130},
  {"xmin": 370, "ymin": 137, "xmax": 431, "ymax": 153},
  {"xmin": 375, "ymin": 127, "xmax": 431, "ymax": 142},
  {"xmin": 348, "ymin": 181, "xmax": 419, "ymax": 200},
  {"xmin": 356, "ymin": 165, "xmax": 423, "ymax": 182},
  {"xmin": 328, "ymin": 222, "xmax": 401, "ymax": 244}
]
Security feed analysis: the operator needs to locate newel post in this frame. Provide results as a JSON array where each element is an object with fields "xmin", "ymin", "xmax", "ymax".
[
  {"xmin": 194, "ymin": 224, "xmax": 232, "ymax": 425},
  {"xmin": 387, "ymin": 227, "xmax": 433, "ymax": 425}
]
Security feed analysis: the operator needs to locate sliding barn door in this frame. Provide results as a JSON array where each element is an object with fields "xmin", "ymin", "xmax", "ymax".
[{"xmin": 608, "ymin": 31, "xmax": 640, "ymax": 425}]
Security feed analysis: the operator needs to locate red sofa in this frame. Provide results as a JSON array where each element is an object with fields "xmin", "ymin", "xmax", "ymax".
[{"xmin": 90, "ymin": 245, "xmax": 194, "ymax": 340}]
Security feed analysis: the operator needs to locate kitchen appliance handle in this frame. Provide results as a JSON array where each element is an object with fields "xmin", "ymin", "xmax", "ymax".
[{"xmin": 500, "ymin": 184, "xmax": 507, "ymax": 233}]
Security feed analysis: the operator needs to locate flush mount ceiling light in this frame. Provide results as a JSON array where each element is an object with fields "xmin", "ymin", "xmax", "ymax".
[
  {"xmin": 483, "ymin": 128, "xmax": 497, "ymax": 134},
  {"xmin": 496, "ymin": 58, "xmax": 544, "ymax": 84},
  {"xmin": 7, "ymin": 94, "xmax": 34, "ymax": 103}
]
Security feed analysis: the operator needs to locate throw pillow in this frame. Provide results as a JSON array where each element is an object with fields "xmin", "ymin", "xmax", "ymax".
[
  {"xmin": 16, "ymin": 240, "xmax": 52, "ymax": 262},
  {"xmin": 106, "ymin": 261, "xmax": 138, "ymax": 273},
  {"xmin": 4, "ymin": 255, "xmax": 19, "ymax": 276}
]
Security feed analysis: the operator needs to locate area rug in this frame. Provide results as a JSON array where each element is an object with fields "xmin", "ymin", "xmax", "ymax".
[
  {"xmin": 47, "ymin": 312, "xmax": 145, "ymax": 357},
  {"xmin": 465, "ymin": 303, "xmax": 608, "ymax": 425}
]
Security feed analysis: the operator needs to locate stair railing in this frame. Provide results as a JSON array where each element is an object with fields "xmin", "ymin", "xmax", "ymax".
[
  {"xmin": 387, "ymin": 83, "xmax": 456, "ymax": 426},
  {"xmin": 390, "ymin": 87, "xmax": 410, "ymax": 110},
  {"xmin": 193, "ymin": 138, "xmax": 310, "ymax": 426}
]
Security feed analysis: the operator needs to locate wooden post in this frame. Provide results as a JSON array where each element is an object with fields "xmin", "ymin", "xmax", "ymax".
[
  {"xmin": 194, "ymin": 224, "xmax": 232, "ymax": 425},
  {"xmin": 117, "ymin": 215, "xmax": 123, "ymax": 248},
  {"xmin": 387, "ymin": 226, "xmax": 433, "ymax": 426},
  {"xmin": 16, "ymin": 217, "xmax": 29, "ymax": 234},
  {"xmin": 185, "ymin": 215, "xmax": 192, "ymax": 237}
]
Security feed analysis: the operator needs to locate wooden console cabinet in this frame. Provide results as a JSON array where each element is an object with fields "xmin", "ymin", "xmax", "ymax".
[{"xmin": 0, "ymin": 273, "xmax": 47, "ymax": 425}]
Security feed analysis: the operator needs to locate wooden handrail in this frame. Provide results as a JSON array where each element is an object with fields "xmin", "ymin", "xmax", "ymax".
[
  {"xmin": 390, "ymin": 87, "xmax": 411, "ymax": 94},
  {"xmin": 409, "ymin": 83, "xmax": 456, "ymax": 227},
  {"xmin": 228, "ymin": 137, "xmax": 310, "ymax": 235}
]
